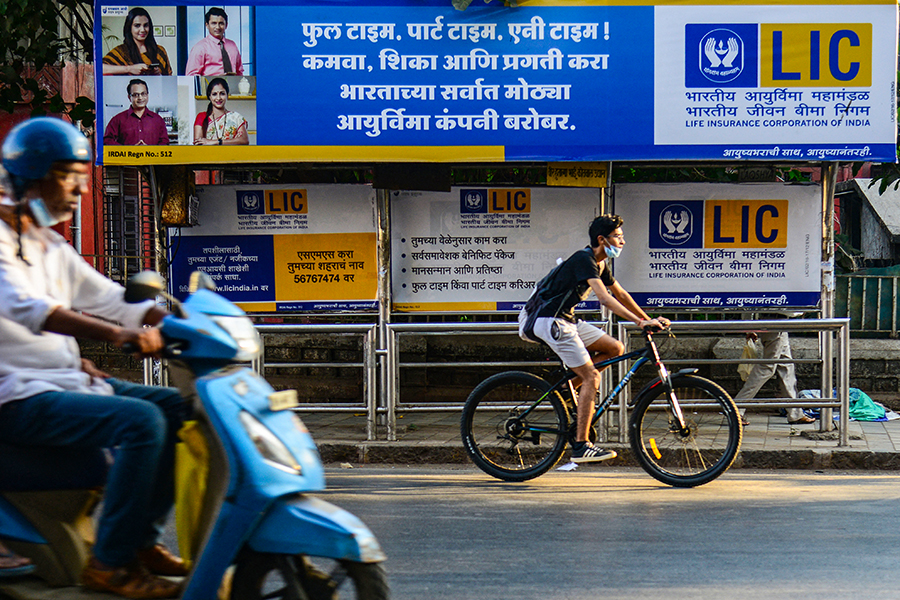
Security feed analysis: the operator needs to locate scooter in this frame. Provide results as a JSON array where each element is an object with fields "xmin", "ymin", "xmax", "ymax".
[{"xmin": 0, "ymin": 270, "xmax": 389, "ymax": 600}]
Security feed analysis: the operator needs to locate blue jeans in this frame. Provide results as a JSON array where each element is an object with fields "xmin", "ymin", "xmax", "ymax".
[{"xmin": 0, "ymin": 379, "xmax": 186, "ymax": 567}]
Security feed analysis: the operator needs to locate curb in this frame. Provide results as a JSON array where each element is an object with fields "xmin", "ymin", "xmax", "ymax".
[{"xmin": 316, "ymin": 442, "xmax": 900, "ymax": 471}]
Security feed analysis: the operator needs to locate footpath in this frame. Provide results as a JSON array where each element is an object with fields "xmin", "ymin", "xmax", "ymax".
[{"xmin": 303, "ymin": 407, "xmax": 900, "ymax": 471}]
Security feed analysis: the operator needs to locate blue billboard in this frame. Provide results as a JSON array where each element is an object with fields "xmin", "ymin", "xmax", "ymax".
[{"xmin": 95, "ymin": 0, "xmax": 898, "ymax": 165}]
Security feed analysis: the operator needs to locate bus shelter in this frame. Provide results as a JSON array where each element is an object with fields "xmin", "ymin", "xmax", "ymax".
[{"xmin": 92, "ymin": 0, "xmax": 897, "ymax": 442}]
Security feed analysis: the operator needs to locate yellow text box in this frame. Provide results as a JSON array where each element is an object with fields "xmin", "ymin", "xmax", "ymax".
[
  {"xmin": 103, "ymin": 145, "xmax": 506, "ymax": 165},
  {"xmin": 263, "ymin": 189, "xmax": 307, "ymax": 215},
  {"xmin": 547, "ymin": 162, "xmax": 608, "ymax": 188},
  {"xmin": 704, "ymin": 200, "xmax": 788, "ymax": 248},
  {"xmin": 761, "ymin": 23, "xmax": 871, "ymax": 87},
  {"xmin": 273, "ymin": 232, "xmax": 377, "ymax": 301},
  {"xmin": 487, "ymin": 189, "xmax": 531, "ymax": 213}
]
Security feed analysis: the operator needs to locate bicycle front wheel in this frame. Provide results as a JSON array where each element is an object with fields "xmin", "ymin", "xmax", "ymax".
[
  {"xmin": 629, "ymin": 374, "xmax": 741, "ymax": 488},
  {"xmin": 461, "ymin": 371, "xmax": 568, "ymax": 482}
]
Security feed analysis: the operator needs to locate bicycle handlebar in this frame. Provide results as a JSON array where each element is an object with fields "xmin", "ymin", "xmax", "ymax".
[{"xmin": 642, "ymin": 323, "xmax": 668, "ymax": 335}]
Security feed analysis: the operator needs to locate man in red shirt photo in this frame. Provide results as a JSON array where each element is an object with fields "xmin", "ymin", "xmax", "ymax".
[{"xmin": 103, "ymin": 79, "xmax": 169, "ymax": 146}]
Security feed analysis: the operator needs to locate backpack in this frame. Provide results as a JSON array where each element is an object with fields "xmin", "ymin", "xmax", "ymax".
[{"xmin": 521, "ymin": 257, "xmax": 572, "ymax": 343}]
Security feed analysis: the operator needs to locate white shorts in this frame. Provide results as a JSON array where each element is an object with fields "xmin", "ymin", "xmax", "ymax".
[{"xmin": 518, "ymin": 310, "xmax": 606, "ymax": 368}]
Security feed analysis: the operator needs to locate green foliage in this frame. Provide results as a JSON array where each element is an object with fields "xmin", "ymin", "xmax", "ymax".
[
  {"xmin": 612, "ymin": 166, "xmax": 740, "ymax": 183},
  {"xmin": 450, "ymin": 166, "xmax": 545, "ymax": 185},
  {"xmin": 780, "ymin": 168, "xmax": 811, "ymax": 182},
  {"xmin": 0, "ymin": 0, "xmax": 95, "ymax": 127},
  {"xmin": 868, "ymin": 165, "xmax": 900, "ymax": 194}
]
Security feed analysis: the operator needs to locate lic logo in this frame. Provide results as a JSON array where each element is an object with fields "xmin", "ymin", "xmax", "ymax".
[
  {"xmin": 236, "ymin": 190, "xmax": 263, "ymax": 214},
  {"xmin": 460, "ymin": 189, "xmax": 487, "ymax": 214},
  {"xmin": 700, "ymin": 28, "xmax": 744, "ymax": 83},
  {"xmin": 685, "ymin": 24, "xmax": 757, "ymax": 88},
  {"xmin": 659, "ymin": 204, "xmax": 693, "ymax": 246}
]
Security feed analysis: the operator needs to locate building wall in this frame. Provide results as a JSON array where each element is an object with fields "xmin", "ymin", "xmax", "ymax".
[{"xmin": 861, "ymin": 202, "xmax": 892, "ymax": 260}]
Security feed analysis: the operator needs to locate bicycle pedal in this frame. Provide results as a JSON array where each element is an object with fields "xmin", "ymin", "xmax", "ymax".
[{"xmin": 530, "ymin": 432, "xmax": 541, "ymax": 445}]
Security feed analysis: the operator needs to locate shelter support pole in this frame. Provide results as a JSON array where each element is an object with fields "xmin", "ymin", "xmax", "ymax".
[
  {"xmin": 375, "ymin": 188, "xmax": 395, "ymax": 441},
  {"xmin": 820, "ymin": 163, "xmax": 837, "ymax": 433},
  {"xmin": 147, "ymin": 166, "xmax": 162, "ymax": 275},
  {"xmin": 602, "ymin": 171, "xmax": 627, "ymax": 443},
  {"xmin": 148, "ymin": 166, "xmax": 164, "ymax": 388}
]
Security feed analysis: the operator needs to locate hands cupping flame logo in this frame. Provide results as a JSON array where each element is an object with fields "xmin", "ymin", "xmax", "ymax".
[
  {"xmin": 700, "ymin": 28, "xmax": 745, "ymax": 83},
  {"xmin": 659, "ymin": 204, "xmax": 694, "ymax": 245}
]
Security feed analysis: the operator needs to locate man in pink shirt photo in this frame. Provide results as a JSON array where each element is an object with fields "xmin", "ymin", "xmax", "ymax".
[
  {"xmin": 185, "ymin": 7, "xmax": 243, "ymax": 76},
  {"xmin": 103, "ymin": 79, "xmax": 170, "ymax": 146}
]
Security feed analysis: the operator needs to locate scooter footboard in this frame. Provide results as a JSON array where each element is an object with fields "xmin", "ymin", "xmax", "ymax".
[{"xmin": 248, "ymin": 495, "xmax": 386, "ymax": 563}]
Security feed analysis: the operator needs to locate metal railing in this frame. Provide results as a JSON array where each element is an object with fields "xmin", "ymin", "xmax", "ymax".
[
  {"xmin": 384, "ymin": 319, "xmax": 850, "ymax": 445},
  {"xmin": 147, "ymin": 318, "xmax": 850, "ymax": 445},
  {"xmin": 835, "ymin": 275, "xmax": 899, "ymax": 338},
  {"xmin": 385, "ymin": 321, "xmax": 549, "ymax": 441},
  {"xmin": 251, "ymin": 324, "xmax": 379, "ymax": 440},
  {"xmin": 618, "ymin": 319, "xmax": 850, "ymax": 446}
]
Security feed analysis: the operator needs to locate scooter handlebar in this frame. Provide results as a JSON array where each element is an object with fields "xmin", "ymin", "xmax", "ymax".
[{"xmin": 119, "ymin": 340, "xmax": 183, "ymax": 357}]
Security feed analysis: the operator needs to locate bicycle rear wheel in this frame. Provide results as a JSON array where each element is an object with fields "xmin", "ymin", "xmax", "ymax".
[
  {"xmin": 629, "ymin": 374, "xmax": 741, "ymax": 488},
  {"xmin": 461, "ymin": 371, "xmax": 568, "ymax": 482}
]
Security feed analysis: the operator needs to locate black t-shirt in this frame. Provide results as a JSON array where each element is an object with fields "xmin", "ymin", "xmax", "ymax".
[{"xmin": 525, "ymin": 247, "xmax": 615, "ymax": 323}]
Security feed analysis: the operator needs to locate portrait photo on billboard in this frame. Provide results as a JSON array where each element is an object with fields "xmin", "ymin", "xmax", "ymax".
[
  {"xmin": 191, "ymin": 76, "xmax": 257, "ymax": 146},
  {"xmin": 100, "ymin": 5, "xmax": 178, "ymax": 76},
  {"xmin": 101, "ymin": 75, "xmax": 178, "ymax": 146},
  {"xmin": 182, "ymin": 5, "xmax": 254, "ymax": 77}
]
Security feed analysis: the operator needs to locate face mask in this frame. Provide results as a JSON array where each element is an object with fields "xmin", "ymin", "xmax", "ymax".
[
  {"xmin": 28, "ymin": 197, "xmax": 65, "ymax": 227},
  {"xmin": 605, "ymin": 241, "xmax": 622, "ymax": 259}
]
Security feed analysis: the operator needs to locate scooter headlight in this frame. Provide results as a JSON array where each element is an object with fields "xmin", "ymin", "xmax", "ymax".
[
  {"xmin": 238, "ymin": 411, "xmax": 301, "ymax": 474},
  {"xmin": 210, "ymin": 316, "xmax": 261, "ymax": 362}
]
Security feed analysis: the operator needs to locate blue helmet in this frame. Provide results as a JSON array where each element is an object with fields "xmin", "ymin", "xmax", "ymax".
[{"xmin": 2, "ymin": 117, "xmax": 91, "ymax": 182}]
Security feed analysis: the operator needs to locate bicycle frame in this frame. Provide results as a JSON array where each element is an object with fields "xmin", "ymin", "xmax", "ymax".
[
  {"xmin": 461, "ymin": 326, "xmax": 741, "ymax": 485},
  {"xmin": 517, "ymin": 330, "xmax": 688, "ymax": 436}
]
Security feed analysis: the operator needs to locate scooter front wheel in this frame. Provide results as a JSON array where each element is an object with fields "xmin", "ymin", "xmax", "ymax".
[{"xmin": 231, "ymin": 551, "xmax": 389, "ymax": 600}]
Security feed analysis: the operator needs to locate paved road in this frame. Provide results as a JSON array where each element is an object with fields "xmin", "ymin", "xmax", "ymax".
[{"xmin": 318, "ymin": 465, "xmax": 900, "ymax": 600}]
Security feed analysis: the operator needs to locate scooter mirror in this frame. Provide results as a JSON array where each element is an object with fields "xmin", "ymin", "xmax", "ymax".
[
  {"xmin": 124, "ymin": 271, "xmax": 167, "ymax": 303},
  {"xmin": 189, "ymin": 270, "xmax": 217, "ymax": 293}
]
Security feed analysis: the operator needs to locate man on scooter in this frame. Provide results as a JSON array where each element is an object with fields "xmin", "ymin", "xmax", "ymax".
[{"xmin": 0, "ymin": 117, "xmax": 187, "ymax": 599}]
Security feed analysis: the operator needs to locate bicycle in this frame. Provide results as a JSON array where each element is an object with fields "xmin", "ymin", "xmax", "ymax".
[{"xmin": 460, "ymin": 325, "xmax": 742, "ymax": 487}]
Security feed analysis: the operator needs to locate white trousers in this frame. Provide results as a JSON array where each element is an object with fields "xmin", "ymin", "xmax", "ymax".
[{"xmin": 734, "ymin": 330, "xmax": 805, "ymax": 422}]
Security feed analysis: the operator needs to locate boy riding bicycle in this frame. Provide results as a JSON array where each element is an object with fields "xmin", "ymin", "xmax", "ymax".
[{"xmin": 518, "ymin": 214, "xmax": 669, "ymax": 463}]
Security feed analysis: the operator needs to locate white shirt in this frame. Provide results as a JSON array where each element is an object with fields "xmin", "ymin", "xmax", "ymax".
[{"xmin": 0, "ymin": 218, "xmax": 155, "ymax": 404}]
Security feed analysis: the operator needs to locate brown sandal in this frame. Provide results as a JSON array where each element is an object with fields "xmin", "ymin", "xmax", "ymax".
[
  {"xmin": 0, "ymin": 547, "xmax": 35, "ymax": 578},
  {"xmin": 137, "ymin": 544, "xmax": 188, "ymax": 576},
  {"xmin": 82, "ymin": 557, "xmax": 180, "ymax": 599},
  {"xmin": 788, "ymin": 415, "xmax": 816, "ymax": 424}
]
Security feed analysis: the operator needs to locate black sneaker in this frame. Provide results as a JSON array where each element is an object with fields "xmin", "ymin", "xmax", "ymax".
[{"xmin": 570, "ymin": 442, "xmax": 617, "ymax": 463}]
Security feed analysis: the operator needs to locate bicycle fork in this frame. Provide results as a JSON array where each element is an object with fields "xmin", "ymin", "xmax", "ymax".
[{"xmin": 648, "ymin": 338, "xmax": 689, "ymax": 434}]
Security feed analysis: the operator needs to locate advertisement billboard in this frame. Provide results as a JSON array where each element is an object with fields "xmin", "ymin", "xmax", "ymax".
[
  {"xmin": 168, "ymin": 184, "xmax": 378, "ymax": 312},
  {"xmin": 614, "ymin": 183, "xmax": 822, "ymax": 309},
  {"xmin": 391, "ymin": 186, "xmax": 601, "ymax": 312},
  {"xmin": 95, "ymin": 0, "xmax": 898, "ymax": 166}
]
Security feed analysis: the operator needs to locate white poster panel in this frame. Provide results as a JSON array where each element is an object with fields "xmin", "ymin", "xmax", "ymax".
[
  {"xmin": 655, "ymin": 4, "xmax": 897, "ymax": 160},
  {"xmin": 168, "ymin": 184, "xmax": 378, "ymax": 312},
  {"xmin": 392, "ymin": 187, "xmax": 601, "ymax": 311},
  {"xmin": 614, "ymin": 183, "xmax": 821, "ymax": 309}
]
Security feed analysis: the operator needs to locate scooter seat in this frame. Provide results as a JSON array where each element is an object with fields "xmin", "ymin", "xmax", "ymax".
[{"xmin": 0, "ymin": 444, "xmax": 108, "ymax": 491}]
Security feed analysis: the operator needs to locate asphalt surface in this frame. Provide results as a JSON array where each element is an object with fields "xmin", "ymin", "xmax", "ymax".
[
  {"xmin": 3, "ymin": 466, "xmax": 896, "ymax": 600},
  {"xmin": 304, "ymin": 410, "xmax": 900, "ymax": 471},
  {"xmin": 320, "ymin": 466, "xmax": 900, "ymax": 600}
]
